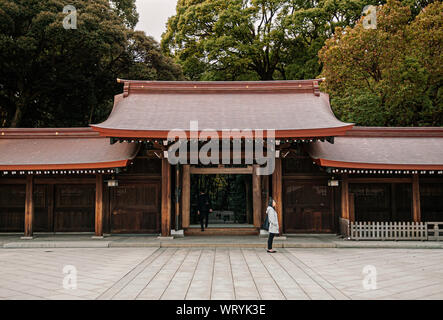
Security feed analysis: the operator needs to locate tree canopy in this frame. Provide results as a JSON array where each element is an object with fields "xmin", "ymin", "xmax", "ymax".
[
  {"xmin": 162, "ymin": 0, "xmax": 440, "ymax": 127},
  {"xmin": 319, "ymin": 0, "xmax": 442, "ymax": 126},
  {"xmin": 0, "ymin": 0, "xmax": 183, "ymax": 128},
  {"xmin": 0, "ymin": 0, "xmax": 439, "ymax": 128},
  {"xmin": 161, "ymin": 0, "xmax": 392, "ymax": 81}
]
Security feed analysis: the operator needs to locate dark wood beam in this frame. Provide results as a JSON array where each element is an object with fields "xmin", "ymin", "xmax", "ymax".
[
  {"xmin": 181, "ymin": 165, "xmax": 190, "ymax": 228},
  {"xmin": 348, "ymin": 177, "xmax": 412, "ymax": 184},
  {"xmin": 161, "ymin": 158, "xmax": 171, "ymax": 237},
  {"xmin": 0, "ymin": 178, "xmax": 26, "ymax": 184},
  {"xmin": 190, "ymin": 166, "xmax": 253, "ymax": 175},
  {"xmin": 252, "ymin": 165, "xmax": 262, "ymax": 228},
  {"xmin": 341, "ymin": 174, "xmax": 350, "ymax": 220},
  {"xmin": 23, "ymin": 175, "xmax": 34, "ymax": 238},
  {"xmin": 272, "ymin": 158, "xmax": 283, "ymax": 234},
  {"xmin": 412, "ymin": 174, "xmax": 421, "ymax": 222},
  {"xmin": 261, "ymin": 175, "xmax": 269, "ymax": 225},
  {"xmin": 94, "ymin": 174, "xmax": 104, "ymax": 237},
  {"xmin": 175, "ymin": 165, "xmax": 180, "ymax": 231}
]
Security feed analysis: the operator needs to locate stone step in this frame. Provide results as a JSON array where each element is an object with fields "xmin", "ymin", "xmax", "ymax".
[{"xmin": 184, "ymin": 227, "xmax": 259, "ymax": 236}]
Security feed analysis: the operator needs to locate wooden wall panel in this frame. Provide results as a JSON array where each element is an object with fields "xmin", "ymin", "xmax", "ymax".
[
  {"xmin": 0, "ymin": 184, "xmax": 25, "ymax": 232},
  {"xmin": 34, "ymin": 184, "xmax": 52, "ymax": 232},
  {"xmin": 54, "ymin": 184, "xmax": 95, "ymax": 232},
  {"xmin": 349, "ymin": 183, "xmax": 412, "ymax": 222},
  {"xmin": 283, "ymin": 179, "xmax": 334, "ymax": 233},
  {"xmin": 393, "ymin": 183, "xmax": 413, "ymax": 221},
  {"xmin": 110, "ymin": 181, "xmax": 161, "ymax": 233},
  {"xmin": 348, "ymin": 183, "xmax": 390, "ymax": 221},
  {"xmin": 103, "ymin": 183, "xmax": 110, "ymax": 234},
  {"xmin": 419, "ymin": 180, "xmax": 443, "ymax": 221}
]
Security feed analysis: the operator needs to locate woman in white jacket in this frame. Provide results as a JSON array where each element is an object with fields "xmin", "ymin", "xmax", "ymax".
[{"xmin": 266, "ymin": 197, "xmax": 279, "ymax": 253}]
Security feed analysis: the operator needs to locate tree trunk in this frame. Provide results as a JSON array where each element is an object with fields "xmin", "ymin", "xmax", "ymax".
[
  {"xmin": 10, "ymin": 104, "xmax": 22, "ymax": 128},
  {"xmin": 259, "ymin": 69, "xmax": 275, "ymax": 80}
]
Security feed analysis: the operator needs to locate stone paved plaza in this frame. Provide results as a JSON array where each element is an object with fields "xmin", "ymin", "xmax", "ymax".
[{"xmin": 0, "ymin": 247, "xmax": 442, "ymax": 300}]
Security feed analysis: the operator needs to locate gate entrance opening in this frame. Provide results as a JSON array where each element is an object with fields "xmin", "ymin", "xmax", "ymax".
[{"xmin": 190, "ymin": 174, "xmax": 253, "ymax": 228}]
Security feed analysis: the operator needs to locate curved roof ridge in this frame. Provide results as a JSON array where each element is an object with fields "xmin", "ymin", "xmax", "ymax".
[{"xmin": 116, "ymin": 78, "xmax": 325, "ymax": 96}]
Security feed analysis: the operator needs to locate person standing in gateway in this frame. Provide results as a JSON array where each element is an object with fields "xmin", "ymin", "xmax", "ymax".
[{"xmin": 197, "ymin": 191, "xmax": 212, "ymax": 231}]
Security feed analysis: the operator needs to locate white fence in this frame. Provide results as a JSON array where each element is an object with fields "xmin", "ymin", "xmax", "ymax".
[
  {"xmin": 349, "ymin": 221, "xmax": 428, "ymax": 240},
  {"xmin": 427, "ymin": 222, "xmax": 443, "ymax": 241}
]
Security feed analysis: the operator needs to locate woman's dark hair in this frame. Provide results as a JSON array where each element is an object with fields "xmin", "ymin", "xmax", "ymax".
[{"xmin": 268, "ymin": 197, "xmax": 274, "ymax": 207}]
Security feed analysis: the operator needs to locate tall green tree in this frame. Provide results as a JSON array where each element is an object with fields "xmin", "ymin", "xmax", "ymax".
[
  {"xmin": 109, "ymin": 0, "xmax": 139, "ymax": 28},
  {"xmin": 319, "ymin": 0, "xmax": 442, "ymax": 126},
  {"xmin": 162, "ymin": 0, "xmax": 432, "ymax": 81},
  {"xmin": 162, "ymin": 0, "xmax": 284, "ymax": 80},
  {"xmin": 162, "ymin": 0, "xmax": 387, "ymax": 80},
  {"xmin": 0, "ymin": 0, "xmax": 183, "ymax": 128},
  {"xmin": 282, "ymin": 0, "xmax": 384, "ymax": 79}
]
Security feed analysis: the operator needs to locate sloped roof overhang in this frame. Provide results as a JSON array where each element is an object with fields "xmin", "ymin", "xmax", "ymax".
[
  {"xmin": 0, "ymin": 128, "xmax": 138, "ymax": 171},
  {"xmin": 91, "ymin": 79, "xmax": 354, "ymax": 139},
  {"xmin": 308, "ymin": 127, "xmax": 443, "ymax": 171}
]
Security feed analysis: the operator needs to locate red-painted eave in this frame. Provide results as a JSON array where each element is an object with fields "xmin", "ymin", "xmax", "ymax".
[
  {"xmin": 0, "ymin": 127, "xmax": 98, "ymax": 138},
  {"xmin": 0, "ymin": 159, "xmax": 131, "ymax": 171},
  {"xmin": 90, "ymin": 125, "xmax": 354, "ymax": 139},
  {"xmin": 314, "ymin": 158, "xmax": 443, "ymax": 170}
]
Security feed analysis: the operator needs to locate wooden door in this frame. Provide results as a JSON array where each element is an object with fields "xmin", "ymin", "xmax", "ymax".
[
  {"xmin": 283, "ymin": 179, "xmax": 334, "ymax": 233},
  {"xmin": 110, "ymin": 181, "xmax": 161, "ymax": 234},
  {"xmin": 54, "ymin": 184, "xmax": 95, "ymax": 232},
  {"xmin": 0, "ymin": 184, "xmax": 25, "ymax": 232},
  {"xmin": 34, "ymin": 184, "xmax": 52, "ymax": 232}
]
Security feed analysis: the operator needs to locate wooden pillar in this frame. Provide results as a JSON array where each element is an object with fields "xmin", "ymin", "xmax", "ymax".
[
  {"xmin": 161, "ymin": 158, "xmax": 171, "ymax": 236},
  {"xmin": 252, "ymin": 164, "xmax": 262, "ymax": 228},
  {"xmin": 23, "ymin": 175, "xmax": 34, "ymax": 238},
  {"xmin": 272, "ymin": 158, "xmax": 283, "ymax": 234},
  {"xmin": 412, "ymin": 174, "xmax": 421, "ymax": 222},
  {"xmin": 181, "ymin": 164, "xmax": 190, "ymax": 228},
  {"xmin": 175, "ymin": 165, "xmax": 180, "ymax": 231},
  {"xmin": 94, "ymin": 174, "xmax": 104, "ymax": 237},
  {"xmin": 261, "ymin": 175, "xmax": 269, "ymax": 224},
  {"xmin": 341, "ymin": 174, "xmax": 350, "ymax": 220}
]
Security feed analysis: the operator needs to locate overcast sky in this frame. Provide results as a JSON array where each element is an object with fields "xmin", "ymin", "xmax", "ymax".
[{"xmin": 135, "ymin": 0, "xmax": 178, "ymax": 42}]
